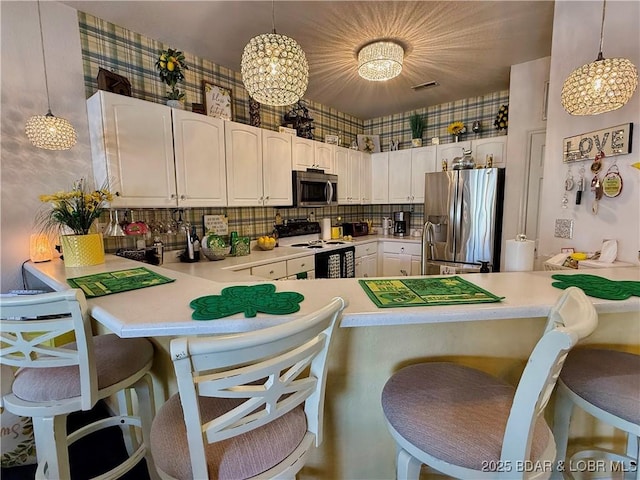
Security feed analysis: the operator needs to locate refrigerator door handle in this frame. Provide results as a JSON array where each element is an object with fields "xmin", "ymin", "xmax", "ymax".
[
  {"xmin": 454, "ymin": 174, "xmax": 464, "ymax": 256},
  {"xmin": 448, "ymin": 185, "xmax": 456, "ymax": 256},
  {"xmin": 421, "ymin": 221, "xmax": 436, "ymax": 275}
]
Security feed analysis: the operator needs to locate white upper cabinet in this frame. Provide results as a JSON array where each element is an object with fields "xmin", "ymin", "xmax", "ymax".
[
  {"xmin": 225, "ymin": 122, "xmax": 263, "ymax": 207},
  {"xmin": 262, "ymin": 130, "xmax": 293, "ymax": 206},
  {"xmin": 292, "ymin": 137, "xmax": 315, "ymax": 170},
  {"xmin": 360, "ymin": 153, "xmax": 372, "ymax": 204},
  {"xmin": 473, "ymin": 136, "xmax": 508, "ymax": 167},
  {"xmin": 314, "ymin": 142, "xmax": 334, "ymax": 173},
  {"xmin": 172, "ymin": 109, "xmax": 227, "ymax": 207},
  {"xmin": 226, "ymin": 124, "xmax": 293, "ymax": 207},
  {"xmin": 371, "ymin": 152, "xmax": 389, "ymax": 204},
  {"xmin": 87, "ymin": 91, "xmax": 176, "ymax": 208},
  {"xmin": 335, "ymin": 146, "xmax": 361, "ymax": 204},
  {"xmin": 437, "ymin": 141, "xmax": 471, "ymax": 171},
  {"xmin": 388, "ymin": 146, "xmax": 436, "ymax": 203},
  {"xmin": 410, "ymin": 145, "xmax": 437, "ymax": 204},
  {"xmin": 88, "ymin": 91, "xmax": 228, "ymax": 208}
]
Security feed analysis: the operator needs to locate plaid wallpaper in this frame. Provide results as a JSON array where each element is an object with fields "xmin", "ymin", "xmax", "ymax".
[
  {"xmin": 77, "ymin": 12, "xmax": 363, "ymax": 146},
  {"xmin": 364, "ymin": 91, "xmax": 510, "ymax": 151},
  {"xmin": 77, "ymin": 11, "xmax": 507, "ymax": 253}
]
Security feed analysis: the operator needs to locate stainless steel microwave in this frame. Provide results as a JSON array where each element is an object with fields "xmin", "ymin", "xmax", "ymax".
[{"xmin": 292, "ymin": 170, "xmax": 338, "ymax": 207}]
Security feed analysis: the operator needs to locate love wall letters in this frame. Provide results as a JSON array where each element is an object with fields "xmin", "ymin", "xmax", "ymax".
[{"xmin": 563, "ymin": 123, "xmax": 633, "ymax": 163}]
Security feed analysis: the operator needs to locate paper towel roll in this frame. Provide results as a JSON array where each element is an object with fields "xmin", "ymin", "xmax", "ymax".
[
  {"xmin": 321, "ymin": 218, "xmax": 332, "ymax": 241},
  {"xmin": 504, "ymin": 238, "xmax": 535, "ymax": 271}
]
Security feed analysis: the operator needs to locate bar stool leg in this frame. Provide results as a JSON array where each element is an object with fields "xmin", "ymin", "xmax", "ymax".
[
  {"xmin": 33, "ymin": 415, "xmax": 71, "ymax": 480},
  {"xmin": 397, "ymin": 447, "xmax": 422, "ymax": 480},
  {"xmin": 552, "ymin": 385, "xmax": 575, "ymax": 480}
]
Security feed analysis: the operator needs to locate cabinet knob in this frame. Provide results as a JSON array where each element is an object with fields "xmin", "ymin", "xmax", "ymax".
[
  {"xmin": 265, "ymin": 196, "xmax": 270, "ymax": 200},
  {"xmin": 400, "ymin": 247, "xmax": 405, "ymax": 253},
  {"xmin": 400, "ymin": 269, "xmax": 408, "ymax": 276},
  {"xmin": 170, "ymin": 194, "xmax": 177, "ymax": 199},
  {"xmin": 269, "ymin": 270, "xmax": 274, "ymax": 275},
  {"xmin": 180, "ymin": 195, "xmax": 186, "ymax": 200},
  {"xmin": 115, "ymin": 191, "xmax": 120, "ymax": 197},
  {"xmin": 301, "ymin": 263, "xmax": 306, "ymax": 267}
]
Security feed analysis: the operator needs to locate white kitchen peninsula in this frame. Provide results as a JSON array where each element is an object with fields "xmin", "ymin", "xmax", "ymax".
[{"xmin": 25, "ymin": 255, "xmax": 640, "ymax": 480}]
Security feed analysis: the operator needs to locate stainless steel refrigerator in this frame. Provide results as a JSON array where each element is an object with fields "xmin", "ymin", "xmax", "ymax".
[{"xmin": 421, "ymin": 168, "xmax": 505, "ymax": 274}]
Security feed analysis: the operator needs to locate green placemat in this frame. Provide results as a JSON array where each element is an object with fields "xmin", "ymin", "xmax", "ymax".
[
  {"xmin": 359, "ymin": 277, "xmax": 504, "ymax": 308},
  {"xmin": 190, "ymin": 284, "xmax": 304, "ymax": 320},
  {"xmin": 67, "ymin": 267, "xmax": 175, "ymax": 298},
  {"xmin": 551, "ymin": 274, "xmax": 640, "ymax": 300}
]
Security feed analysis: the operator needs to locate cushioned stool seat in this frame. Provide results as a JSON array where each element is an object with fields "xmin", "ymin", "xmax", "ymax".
[
  {"xmin": 12, "ymin": 335, "xmax": 153, "ymax": 403},
  {"xmin": 382, "ymin": 363, "xmax": 552, "ymax": 471},
  {"xmin": 151, "ymin": 395, "xmax": 307, "ymax": 479},
  {"xmin": 381, "ymin": 287, "xmax": 598, "ymax": 480},
  {"xmin": 552, "ymin": 348, "xmax": 640, "ymax": 479},
  {"xmin": 1, "ymin": 290, "xmax": 159, "ymax": 480}
]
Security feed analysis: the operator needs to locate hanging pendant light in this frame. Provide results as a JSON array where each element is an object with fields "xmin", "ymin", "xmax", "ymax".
[
  {"xmin": 25, "ymin": 0, "xmax": 77, "ymax": 150},
  {"xmin": 561, "ymin": 0, "xmax": 638, "ymax": 116},
  {"xmin": 240, "ymin": 0, "xmax": 308, "ymax": 106}
]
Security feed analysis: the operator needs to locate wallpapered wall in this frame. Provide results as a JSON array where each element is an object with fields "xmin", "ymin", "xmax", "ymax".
[{"xmin": 77, "ymin": 11, "xmax": 509, "ymax": 254}]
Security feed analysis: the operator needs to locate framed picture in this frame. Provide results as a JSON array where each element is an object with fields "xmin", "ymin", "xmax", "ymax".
[
  {"xmin": 278, "ymin": 126, "xmax": 297, "ymax": 136},
  {"xmin": 202, "ymin": 81, "xmax": 232, "ymax": 121},
  {"xmin": 561, "ymin": 247, "xmax": 575, "ymax": 254},
  {"xmin": 357, "ymin": 134, "xmax": 381, "ymax": 153},
  {"xmin": 325, "ymin": 134, "xmax": 339, "ymax": 145}
]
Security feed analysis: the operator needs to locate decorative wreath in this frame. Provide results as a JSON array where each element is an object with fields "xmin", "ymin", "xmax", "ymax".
[{"xmin": 494, "ymin": 105, "xmax": 508, "ymax": 130}]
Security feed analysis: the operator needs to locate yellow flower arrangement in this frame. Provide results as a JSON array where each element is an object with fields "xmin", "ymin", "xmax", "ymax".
[
  {"xmin": 155, "ymin": 48, "xmax": 188, "ymax": 100},
  {"xmin": 38, "ymin": 179, "xmax": 113, "ymax": 235},
  {"xmin": 447, "ymin": 121, "xmax": 467, "ymax": 136}
]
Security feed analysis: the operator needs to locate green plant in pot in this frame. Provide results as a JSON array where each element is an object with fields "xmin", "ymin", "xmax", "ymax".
[
  {"xmin": 155, "ymin": 48, "xmax": 188, "ymax": 107},
  {"xmin": 410, "ymin": 114, "xmax": 425, "ymax": 147}
]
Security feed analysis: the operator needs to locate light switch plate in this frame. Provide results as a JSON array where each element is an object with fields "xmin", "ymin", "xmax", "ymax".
[{"xmin": 554, "ymin": 219, "xmax": 573, "ymax": 239}]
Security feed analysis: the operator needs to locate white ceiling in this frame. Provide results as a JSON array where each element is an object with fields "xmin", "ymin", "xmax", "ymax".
[{"xmin": 62, "ymin": 1, "xmax": 555, "ymax": 120}]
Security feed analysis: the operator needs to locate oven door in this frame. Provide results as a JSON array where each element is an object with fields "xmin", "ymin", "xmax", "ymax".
[
  {"xmin": 314, "ymin": 246, "xmax": 355, "ymax": 278},
  {"xmin": 293, "ymin": 171, "xmax": 338, "ymax": 207}
]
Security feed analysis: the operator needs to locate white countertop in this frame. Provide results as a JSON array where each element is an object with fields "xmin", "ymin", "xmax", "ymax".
[{"xmin": 25, "ymin": 237, "xmax": 640, "ymax": 338}]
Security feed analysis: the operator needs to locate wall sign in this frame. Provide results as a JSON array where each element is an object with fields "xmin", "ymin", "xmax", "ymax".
[
  {"xmin": 563, "ymin": 123, "xmax": 633, "ymax": 163},
  {"xmin": 202, "ymin": 81, "xmax": 232, "ymax": 121}
]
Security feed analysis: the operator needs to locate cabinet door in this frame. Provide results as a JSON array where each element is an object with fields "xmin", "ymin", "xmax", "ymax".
[
  {"xmin": 437, "ymin": 141, "xmax": 471, "ymax": 170},
  {"xmin": 410, "ymin": 256, "xmax": 422, "ymax": 276},
  {"xmin": 473, "ymin": 136, "xmax": 507, "ymax": 167},
  {"xmin": 371, "ymin": 152, "xmax": 389, "ymax": 204},
  {"xmin": 347, "ymin": 149, "xmax": 362, "ymax": 204},
  {"xmin": 225, "ymin": 122, "xmax": 263, "ymax": 206},
  {"xmin": 334, "ymin": 147, "xmax": 349, "ymax": 204},
  {"xmin": 360, "ymin": 153, "xmax": 372, "ymax": 204},
  {"xmin": 292, "ymin": 137, "xmax": 314, "ymax": 170},
  {"xmin": 382, "ymin": 253, "xmax": 412, "ymax": 277},
  {"xmin": 88, "ymin": 91, "xmax": 176, "ymax": 208},
  {"xmin": 410, "ymin": 146, "xmax": 437, "ymax": 204},
  {"xmin": 388, "ymin": 150, "xmax": 412, "ymax": 203},
  {"xmin": 262, "ymin": 130, "xmax": 293, "ymax": 206},
  {"xmin": 362, "ymin": 253, "xmax": 377, "ymax": 277},
  {"xmin": 314, "ymin": 142, "xmax": 334, "ymax": 173},
  {"xmin": 172, "ymin": 109, "xmax": 227, "ymax": 207}
]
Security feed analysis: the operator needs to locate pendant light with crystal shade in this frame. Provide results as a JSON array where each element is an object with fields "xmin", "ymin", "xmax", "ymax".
[
  {"xmin": 358, "ymin": 41, "xmax": 404, "ymax": 82},
  {"xmin": 25, "ymin": 0, "xmax": 77, "ymax": 150},
  {"xmin": 561, "ymin": 0, "xmax": 638, "ymax": 116},
  {"xmin": 240, "ymin": 1, "xmax": 308, "ymax": 106}
]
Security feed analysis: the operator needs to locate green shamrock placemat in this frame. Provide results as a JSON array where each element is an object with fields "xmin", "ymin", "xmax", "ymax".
[
  {"xmin": 67, "ymin": 267, "xmax": 175, "ymax": 297},
  {"xmin": 190, "ymin": 284, "xmax": 304, "ymax": 320},
  {"xmin": 359, "ymin": 277, "xmax": 504, "ymax": 308},
  {"xmin": 551, "ymin": 274, "xmax": 640, "ymax": 300}
]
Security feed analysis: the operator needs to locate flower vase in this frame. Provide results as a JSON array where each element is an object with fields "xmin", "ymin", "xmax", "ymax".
[
  {"xmin": 411, "ymin": 138, "xmax": 423, "ymax": 148},
  {"xmin": 60, "ymin": 233, "xmax": 105, "ymax": 267},
  {"xmin": 166, "ymin": 99, "xmax": 184, "ymax": 110},
  {"xmin": 453, "ymin": 135, "xmax": 459, "ymax": 143}
]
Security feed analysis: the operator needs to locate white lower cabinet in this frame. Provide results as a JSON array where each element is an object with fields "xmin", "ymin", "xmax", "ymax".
[
  {"xmin": 355, "ymin": 242, "xmax": 378, "ymax": 278},
  {"xmin": 251, "ymin": 255, "xmax": 315, "ymax": 280},
  {"xmin": 381, "ymin": 242, "xmax": 422, "ymax": 277},
  {"xmin": 251, "ymin": 261, "xmax": 287, "ymax": 280}
]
